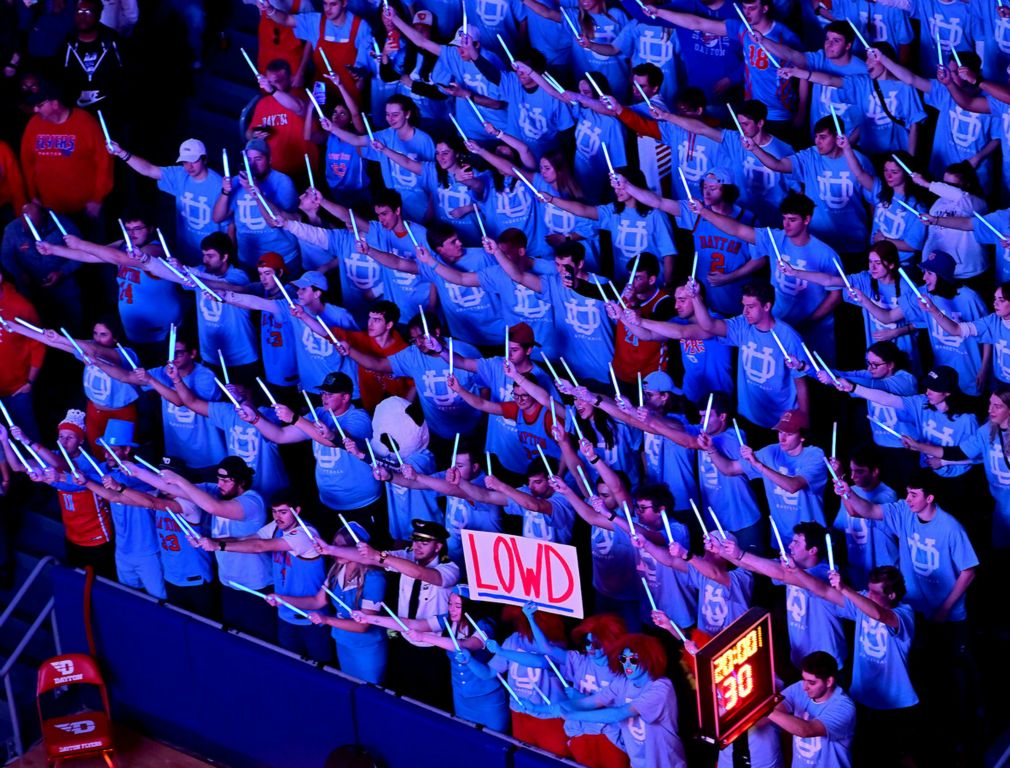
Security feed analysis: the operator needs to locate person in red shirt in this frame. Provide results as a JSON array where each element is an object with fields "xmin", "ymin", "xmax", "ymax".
[
  {"xmin": 609, "ymin": 252, "xmax": 673, "ymax": 384},
  {"xmin": 0, "ymin": 271, "xmax": 46, "ymax": 439},
  {"xmin": 19, "ymin": 81, "xmax": 114, "ymax": 219},
  {"xmin": 0, "ymin": 140, "xmax": 27, "ymax": 219},
  {"xmin": 248, "ymin": 58, "xmax": 316, "ymax": 183},
  {"xmin": 255, "ymin": 0, "xmax": 312, "ymax": 85}
]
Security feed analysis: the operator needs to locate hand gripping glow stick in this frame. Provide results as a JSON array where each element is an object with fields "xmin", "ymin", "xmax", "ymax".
[
  {"xmin": 78, "ymin": 447, "xmax": 106, "ymax": 477},
  {"xmin": 641, "ymin": 577, "xmax": 659, "ymax": 611},
  {"xmin": 770, "ymin": 517, "xmax": 789, "ymax": 562},
  {"xmin": 828, "ymin": 103, "xmax": 843, "ymax": 137},
  {"xmin": 689, "ymin": 499, "xmax": 707, "ymax": 537},
  {"xmin": 512, "ymin": 167, "xmax": 546, "ymax": 202},
  {"xmin": 15, "ymin": 317, "xmax": 43, "ymax": 334},
  {"xmin": 497, "ymin": 674, "xmax": 523, "ymax": 704},
  {"xmin": 57, "ymin": 441, "xmax": 81, "ymax": 480},
  {"xmin": 831, "ymin": 421, "xmax": 838, "ymax": 458},
  {"xmin": 60, "ymin": 327, "xmax": 93, "ymax": 365},
  {"xmin": 323, "ymin": 585, "xmax": 353, "ymax": 614},
  {"xmin": 362, "ymin": 113, "xmax": 375, "ymax": 144},
  {"xmin": 256, "ymin": 377, "xmax": 277, "ymax": 406},
  {"xmin": 678, "ymin": 168, "xmax": 694, "ymax": 203},
  {"xmin": 239, "ymin": 47, "xmax": 260, "ymax": 78},
  {"xmin": 561, "ymin": 8, "xmax": 581, "ymax": 37},
  {"xmin": 133, "ymin": 456, "xmax": 164, "ymax": 476},
  {"xmin": 869, "ymin": 416, "xmax": 902, "ymax": 438},
  {"xmin": 769, "ymin": 328, "xmax": 790, "ymax": 359},
  {"xmin": 496, "ymin": 34, "xmax": 516, "ymax": 64},
  {"xmin": 727, "ymin": 103, "xmax": 745, "ymax": 137},
  {"xmin": 847, "ymin": 18, "xmax": 870, "ymax": 48},
  {"xmin": 293, "ymin": 510, "xmax": 317, "ymax": 542},
  {"xmin": 215, "ymin": 378, "xmax": 242, "ymax": 409},
  {"xmin": 338, "ymin": 512, "xmax": 361, "ymax": 544},
  {"xmin": 897, "ymin": 267, "xmax": 923, "ymax": 299},
  {"xmin": 826, "ymin": 531, "xmax": 836, "ymax": 571},
  {"xmin": 222, "ymin": 148, "xmax": 231, "ymax": 178},
  {"xmin": 532, "ymin": 682, "xmax": 552, "ymax": 705},
  {"xmin": 622, "ymin": 501, "xmax": 637, "ymax": 537},
  {"xmin": 97, "ymin": 109, "xmax": 113, "ymax": 149},
  {"xmin": 23, "ymin": 214, "xmax": 41, "ymax": 242},
  {"xmin": 465, "ymin": 612, "xmax": 490, "ymax": 642},
  {"xmin": 380, "ymin": 602, "xmax": 411, "ymax": 632},
  {"xmin": 49, "ymin": 211, "xmax": 68, "ymax": 237},
  {"xmin": 545, "ymin": 655, "xmax": 570, "ymax": 688},
  {"xmin": 709, "ymin": 506, "xmax": 728, "ymax": 539},
  {"xmin": 633, "ymin": 80, "xmax": 653, "ymax": 109},
  {"xmin": 702, "ymin": 393, "xmax": 714, "ymax": 431},
  {"xmin": 319, "ymin": 47, "xmax": 335, "ymax": 76},
  {"xmin": 732, "ymin": 418, "xmax": 744, "ymax": 445},
  {"xmin": 272, "ymin": 273, "xmax": 295, "ymax": 308},
  {"xmin": 973, "ymin": 211, "xmax": 1005, "ymax": 239},
  {"xmin": 813, "ymin": 351, "xmax": 840, "ymax": 384},
  {"xmin": 443, "ymin": 616, "xmax": 463, "ymax": 652},
  {"xmin": 118, "ymin": 218, "xmax": 134, "ymax": 254},
  {"xmin": 97, "ymin": 438, "xmax": 131, "ymax": 475},
  {"xmin": 601, "ymin": 142, "xmax": 616, "ymax": 177},
  {"xmin": 117, "ymin": 344, "xmax": 137, "ymax": 370},
  {"xmin": 305, "ymin": 88, "xmax": 326, "ymax": 121},
  {"xmin": 302, "ymin": 391, "xmax": 321, "ymax": 424},
  {"xmin": 305, "ymin": 153, "xmax": 315, "ymax": 189},
  {"xmin": 449, "ymin": 114, "xmax": 469, "ymax": 143},
  {"xmin": 536, "ymin": 444, "xmax": 554, "ymax": 477},
  {"xmin": 822, "ymin": 456, "xmax": 849, "ymax": 499}
]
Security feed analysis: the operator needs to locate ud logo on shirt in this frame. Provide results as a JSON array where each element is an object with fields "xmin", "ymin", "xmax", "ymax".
[
  {"xmin": 997, "ymin": 17, "xmax": 1010, "ymax": 53},
  {"xmin": 229, "ymin": 425, "xmax": 259, "ymax": 466},
  {"xmin": 702, "ymin": 583, "xmax": 729, "ymax": 629},
  {"xmin": 615, "ymin": 220, "xmax": 648, "ymax": 259},
  {"xmin": 592, "ymin": 525, "xmax": 616, "ymax": 556},
  {"xmin": 860, "ymin": 617, "xmax": 889, "ymax": 660},
  {"xmin": 344, "ymin": 251, "xmax": 382, "ymax": 291},
  {"xmin": 638, "ymin": 29, "xmax": 675, "ymax": 65},
  {"xmin": 498, "ymin": 185, "xmax": 533, "ymax": 219},
  {"xmin": 167, "ymin": 402, "xmax": 197, "ymax": 426},
  {"xmin": 421, "ymin": 369, "xmax": 458, "ymax": 406},
  {"xmin": 929, "ymin": 16, "xmax": 964, "ymax": 50},
  {"xmin": 575, "ymin": 121, "xmax": 603, "ymax": 159},
  {"xmin": 922, "ymin": 419, "xmax": 954, "ymax": 446},
  {"xmin": 987, "ymin": 443, "xmax": 1010, "ymax": 486},
  {"xmin": 200, "ymin": 292, "xmax": 224, "ymax": 322},
  {"xmin": 519, "ymin": 105, "xmax": 548, "ymax": 140},
  {"xmin": 513, "ymin": 284, "xmax": 552, "ymax": 320},
  {"xmin": 508, "ymin": 662, "xmax": 543, "ymax": 693},
  {"xmin": 818, "ymin": 86, "xmax": 850, "ymax": 118},
  {"xmin": 744, "ymin": 155, "xmax": 778, "ymax": 191},
  {"xmin": 776, "ymin": 259, "xmax": 809, "ymax": 297},
  {"xmin": 741, "ymin": 341, "xmax": 777, "ymax": 385},
  {"xmin": 302, "ymin": 326, "xmax": 334, "ymax": 358},
  {"xmin": 786, "ymin": 584, "xmax": 808, "ymax": 625},
  {"xmin": 237, "ymin": 196, "xmax": 266, "ymax": 231},
  {"xmin": 545, "ymin": 204, "xmax": 576, "ymax": 234},
  {"xmin": 867, "ymin": 89, "xmax": 900, "ymax": 127},
  {"xmin": 795, "ymin": 716, "xmax": 823, "ymax": 760},
  {"xmin": 847, "ymin": 515, "xmax": 870, "ymax": 546},
  {"xmin": 876, "ymin": 202, "xmax": 910, "ymax": 238},
  {"xmin": 437, "ymin": 185, "xmax": 472, "ymax": 216},
  {"xmin": 817, "ymin": 171, "xmax": 855, "ymax": 209},
  {"xmin": 314, "ymin": 443, "xmax": 343, "ymax": 469},
  {"xmin": 869, "ymin": 403, "xmax": 899, "ymax": 430},
  {"xmin": 564, "ymin": 299, "xmax": 601, "ymax": 336},
  {"xmin": 859, "ymin": 10, "xmax": 888, "ymax": 42},
  {"xmin": 179, "ymin": 192, "xmax": 213, "ymax": 231},
  {"xmin": 907, "ymin": 532, "xmax": 940, "ymax": 576},
  {"xmin": 390, "ymin": 157, "xmax": 420, "ymax": 188},
  {"xmin": 928, "ymin": 313, "xmax": 964, "ymax": 347},
  {"xmin": 477, "ymin": 0, "xmax": 508, "ymax": 26},
  {"xmin": 446, "ymin": 283, "xmax": 486, "ymax": 308},
  {"xmin": 83, "ymin": 367, "xmax": 111, "ymax": 402},
  {"xmin": 676, "ymin": 143, "xmax": 709, "ymax": 181},
  {"xmin": 772, "ymin": 468, "xmax": 801, "ymax": 507},
  {"xmin": 948, "ymin": 107, "xmax": 984, "ymax": 148}
]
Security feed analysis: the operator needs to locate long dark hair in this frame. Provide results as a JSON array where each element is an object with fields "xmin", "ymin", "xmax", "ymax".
[
  {"xmin": 867, "ymin": 241, "xmax": 901, "ymax": 301},
  {"xmin": 878, "ymin": 151, "xmax": 928, "ymax": 207}
]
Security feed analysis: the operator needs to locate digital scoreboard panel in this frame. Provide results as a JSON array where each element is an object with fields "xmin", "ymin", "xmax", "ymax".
[{"xmin": 695, "ymin": 608, "xmax": 778, "ymax": 748}]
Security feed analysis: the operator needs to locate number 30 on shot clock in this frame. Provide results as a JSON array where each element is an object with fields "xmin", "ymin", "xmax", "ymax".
[{"xmin": 695, "ymin": 608, "xmax": 779, "ymax": 748}]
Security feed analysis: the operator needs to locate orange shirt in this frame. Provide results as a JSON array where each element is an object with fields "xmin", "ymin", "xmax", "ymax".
[
  {"xmin": 614, "ymin": 289, "xmax": 671, "ymax": 383},
  {"xmin": 0, "ymin": 140, "xmax": 27, "ymax": 213},
  {"xmin": 57, "ymin": 488, "xmax": 113, "ymax": 547},
  {"xmin": 257, "ymin": 0, "xmax": 307, "ymax": 74},
  {"xmin": 0, "ymin": 284, "xmax": 46, "ymax": 397},
  {"xmin": 20, "ymin": 108, "xmax": 114, "ymax": 213},
  {"xmin": 336, "ymin": 328, "xmax": 413, "ymax": 413},
  {"xmin": 250, "ymin": 95, "xmax": 317, "ymax": 181}
]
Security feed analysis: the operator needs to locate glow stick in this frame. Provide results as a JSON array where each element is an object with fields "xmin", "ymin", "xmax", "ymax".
[
  {"xmin": 305, "ymin": 88, "xmax": 326, "ymax": 121},
  {"xmin": 239, "ymin": 47, "xmax": 260, "ymax": 78},
  {"xmin": 622, "ymin": 501, "xmax": 637, "ymax": 537},
  {"xmin": 897, "ymin": 267, "xmax": 922, "ymax": 299},
  {"xmin": 610, "ymin": 281, "xmax": 628, "ymax": 309},
  {"xmin": 893, "ymin": 198, "xmax": 919, "ymax": 217},
  {"xmin": 305, "ymin": 153, "xmax": 315, "ymax": 189},
  {"xmin": 448, "ymin": 337, "xmax": 454, "ymax": 376},
  {"xmin": 541, "ymin": 354, "xmax": 561, "ymax": 384},
  {"xmin": 237, "ymin": 581, "xmax": 310, "ymax": 618},
  {"xmin": 831, "ymin": 422, "xmax": 837, "ymax": 457},
  {"xmin": 465, "ymin": 612, "xmax": 490, "ymax": 642},
  {"xmin": 826, "ymin": 531, "xmax": 835, "ymax": 571},
  {"xmin": 78, "ymin": 447, "xmax": 106, "ymax": 477},
  {"xmin": 829, "ymin": 103, "xmax": 843, "ymax": 137},
  {"xmin": 366, "ymin": 440, "xmax": 378, "ymax": 468},
  {"xmin": 727, "ymin": 103, "xmax": 745, "ymax": 137},
  {"xmin": 293, "ymin": 510, "xmax": 316, "ymax": 542},
  {"xmin": 485, "ymin": 451, "xmax": 493, "ymax": 477},
  {"xmin": 338, "ymin": 512, "xmax": 361, "ymax": 545},
  {"xmin": 419, "ymin": 305, "xmax": 430, "ymax": 337},
  {"xmin": 443, "ymin": 616, "xmax": 463, "ymax": 652},
  {"xmin": 769, "ymin": 328, "xmax": 790, "ymax": 358},
  {"xmin": 15, "ymin": 316, "xmax": 43, "ymax": 334},
  {"xmin": 117, "ymin": 344, "xmax": 137, "ymax": 370},
  {"xmin": 218, "ymin": 350, "xmax": 230, "ymax": 384},
  {"xmin": 302, "ymin": 391, "xmax": 320, "ymax": 424},
  {"xmin": 118, "ymin": 218, "xmax": 134, "ymax": 254},
  {"xmin": 767, "ymin": 229, "xmax": 785, "ymax": 267},
  {"xmin": 847, "ymin": 18, "xmax": 870, "ymax": 48},
  {"xmin": 770, "ymin": 517, "xmax": 789, "ymax": 562},
  {"xmin": 801, "ymin": 342, "xmax": 820, "ymax": 372},
  {"xmin": 474, "ymin": 207, "xmax": 487, "ymax": 237},
  {"xmin": 732, "ymin": 4, "xmax": 780, "ymax": 65},
  {"xmin": 497, "ymin": 674, "xmax": 523, "ymax": 704},
  {"xmin": 732, "ymin": 418, "xmax": 744, "ymax": 445},
  {"xmin": 601, "ymin": 141, "xmax": 616, "ymax": 177},
  {"xmin": 545, "ymin": 655, "xmax": 569, "ymax": 687},
  {"xmin": 641, "ymin": 577, "xmax": 658, "ymax": 611},
  {"xmin": 532, "ymin": 682, "xmax": 552, "ymax": 705},
  {"xmin": 242, "ymin": 149, "xmax": 255, "ymax": 189},
  {"xmin": 23, "ymin": 215, "xmax": 41, "ymax": 242},
  {"xmin": 572, "ymin": 413, "xmax": 584, "ymax": 441},
  {"xmin": 890, "ymin": 154, "xmax": 914, "ymax": 176},
  {"xmin": 678, "ymin": 168, "xmax": 694, "ymax": 202},
  {"xmin": 167, "ymin": 323, "xmax": 177, "ymax": 365},
  {"xmin": 252, "ymin": 186, "xmax": 278, "ymax": 224},
  {"xmin": 973, "ymin": 211, "xmax": 1004, "ymax": 239},
  {"xmin": 869, "ymin": 416, "xmax": 902, "ymax": 438},
  {"xmin": 512, "ymin": 167, "xmax": 546, "ymax": 202},
  {"xmin": 323, "ymin": 585, "xmax": 353, "ymax": 614},
  {"xmin": 465, "ymin": 97, "xmax": 485, "ymax": 123},
  {"xmin": 543, "ymin": 72, "xmax": 566, "ymax": 95},
  {"xmin": 462, "ymin": 1, "xmax": 468, "ymax": 36},
  {"xmin": 536, "ymin": 444, "xmax": 554, "ymax": 477},
  {"xmin": 404, "ymin": 221, "xmax": 419, "ymax": 248},
  {"xmin": 328, "ymin": 410, "xmax": 346, "ymax": 441},
  {"xmin": 362, "ymin": 114, "xmax": 375, "ymax": 144},
  {"xmin": 349, "ymin": 212, "xmax": 361, "ymax": 243},
  {"xmin": 829, "ymin": 259, "xmax": 851, "ymax": 290},
  {"xmin": 319, "ymin": 48, "xmax": 334, "ymax": 75},
  {"xmin": 313, "ymin": 312, "xmax": 340, "ymax": 346},
  {"xmin": 638, "ymin": 372, "xmax": 644, "ymax": 408},
  {"xmin": 813, "ymin": 352, "xmax": 839, "ymax": 384},
  {"xmin": 935, "ymin": 29, "xmax": 943, "ymax": 65},
  {"xmin": 256, "ymin": 376, "xmax": 277, "ymax": 405},
  {"xmin": 576, "ymin": 464, "xmax": 591, "ymax": 497},
  {"xmin": 584, "ymin": 71, "xmax": 605, "ymax": 99},
  {"xmin": 822, "ymin": 456, "xmax": 849, "ymax": 499},
  {"xmin": 689, "ymin": 499, "xmax": 706, "ymax": 537},
  {"xmin": 709, "ymin": 506, "xmax": 727, "ymax": 539},
  {"xmin": 8, "ymin": 440, "xmax": 31, "ymax": 471},
  {"xmin": 390, "ymin": 438, "xmax": 405, "ymax": 467},
  {"xmin": 667, "ymin": 616, "xmax": 689, "ymax": 643},
  {"xmin": 167, "ymin": 510, "xmax": 199, "ymax": 539},
  {"xmin": 97, "ymin": 438, "xmax": 130, "ymax": 475},
  {"xmin": 49, "ymin": 211, "xmax": 68, "ymax": 237},
  {"xmin": 60, "ymin": 327, "xmax": 92, "ymax": 365},
  {"xmin": 57, "ymin": 442, "xmax": 81, "ymax": 480},
  {"xmin": 633, "ymin": 80, "xmax": 652, "ymax": 108},
  {"xmin": 504, "ymin": 323, "xmax": 510, "ymax": 362},
  {"xmin": 25, "ymin": 446, "xmax": 50, "ymax": 473},
  {"xmin": 449, "ymin": 114, "xmax": 469, "ymax": 142},
  {"xmin": 496, "ymin": 33, "xmax": 516, "ymax": 64},
  {"xmin": 0, "ymin": 400, "xmax": 13, "ymax": 428},
  {"xmin": 592, "ymin": 275, "xmax": 610, "ymax": 303},
  {"xmin": 133, "ymin": 456, "xmax": 163, "ymax": 476},
  {"xmin": 97, "ymin": 109, "xmax": 112, "ymax": 149},
  {"xmin": 222, "ymin": 148, "xmax": 231, "ymax": 178},
  {"xmin": 609, "ymin": 363, "xmax": 621, "ymax": 399},
  {"xmin": 951, "ymin": 45, "xmax": 962, "ymax": 67},
  {"xmin": 380, "ymin": 602, "xmax": 411, "ymax": 632},
  {"xmin": 372, "ymin": 39, "xmax": 381, "ymax": 56},
  {"xmin": 690, "ymin": 251, "xmax": 699, "ymax": 283},
  {"xmin": 702, "ymin": 393, "xmax": 713, "ymax": 431},
  {"xmin": 450, "ymin": 432, "xmax": 460, "ymax": 467},
  {"xmin": 561, "ymin": 8, "xmax": 581, "ymax": 37},
  {"xmin": 158, "ymin": 252, "xmax": 187, "ymax": 280},
  {"xmin": 561, "ymin": 357, "xmax": 579, "ymax": 387},
  {"xmin": 215, "ymin": 378, "xmax": 242, "ymax": 409},
  {"xmin": 192, "ymin": 270, "xmax": 226, "ymax": 303},
  {"xmin": 272, "ymin": 274, "xmax": 295, "ymax": 308}
]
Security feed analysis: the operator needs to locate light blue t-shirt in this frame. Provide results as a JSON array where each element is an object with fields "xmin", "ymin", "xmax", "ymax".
[
  {"xmin": 149, "ymin": 365, "xmax": 225, "ymax": 470},
  {"xmin": 836, "ymin": 76, "xmax": 926, "ymax": 156},
  {"xmin": 788, "ymin": 147, "xmax": 871, "ymax": 255},
  {"xmin": 540, "ymin": 272, "xmax": 614, "ymax": 381},
  {"xmin": 293, "ymin": 303, "xmax": 359, "ymax": 396},
  {"xmin": 417, "ymin": 249, "xmax": 499, "ymax": 347},
  {"xmin": 643, "ymin": 420, "xmax": 700, "ymax": 515},
  {"xmin": 832, "ymin": 481, "xmax": 899, "ymax": 589},
  {"xmin": 597, "ymin": 203, "xmax": 676, "ymax": 283},
  {"xmin": 503, "ymin": 484, "xmax": 576, "ymax": 543},
  {"xmin": 261, "ymin": 520, "xmax": 324, "ymax": 625},
  {"xmin": 80, "ymin": 346, "xmax": 140, "ymax": 409},
  {"xmin": 923, "ymin": 80, "xmax": 995, "ymax": 190},
  {"xmin": 312, "ymin": 406, "xmax": 383, "ymax": 511},
  {"xmin": 387, "ymin": 450, "xmax": 441, "ymax": 541},
  {"xmin": 361, "ymin": 127, "xmax": 435, "ymax": 222},
  {"xmin": 745, "ymin": 444, "xmax": 828, "ymax": 534},
  {"xmin": 835, "ymin": 597, "xmax": 917, "ymax": 710},
  {"xmin": 204, "ymin": 485, "xmax": 271, "ymax": 589},
  {"xmin": 157, "ymin": 165, "xmax": 227, "ymax": 265},
  {"xmin": 724, "ymin": 316, "xmax": 805, "ymax": 428},
  {"xmin": 208, "ymin": 402, "xmax": 289, "ymax": 502},
  {"xmin": 900, "ymin": 287, "xmax": 985, "ymax": 396},
  {"xmin": 780, "ymin": 682, "xmax": 856, "ymax": 768},
  {"xmin": 191, "ymin": 265, "xmax": 258, "ymax": 366},
  {"xmin": 697, "ymin": 429, "xmax": 761, "ymax": 532},
  {"xmin": 687, "ymin": 566, "xmax": 753, "ymax": 636},
  {"xmin": 500, "ymin": 72, "xmax": 574, "ymax": 159},
  {"xmin": 389, "ymin": 341, "xmax": 483, "ymax": 439},
  {"xmin": 227, "ymin": 170, "xmax": 300, "ymax": 268},
  {"xmin": 717, "ymin": 130, "xmax": 794, "ymax": 227},
  {"xmin": 778, "ymin": 561, "xmax": 847, "ymax": 669},
  {"xmin": 440, "ymin": 468, "xmax": 502, "ymax": 564}
]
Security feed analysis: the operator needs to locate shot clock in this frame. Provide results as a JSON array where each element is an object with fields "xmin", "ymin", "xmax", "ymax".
[{"xmin": 695, "ymin": 608, "xmax": 778, "ymax": 748}]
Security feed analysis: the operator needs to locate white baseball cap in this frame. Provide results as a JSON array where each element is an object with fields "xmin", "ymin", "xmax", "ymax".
[
  {"xmin": 412, "ymin": 10, "xmax": 433, "ymax": 26},
  {"xmin": 177, "ymin": 138, "xmax": 207, "ymax": 163}
]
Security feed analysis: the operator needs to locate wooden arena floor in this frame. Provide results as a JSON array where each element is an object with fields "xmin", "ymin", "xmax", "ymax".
[{"xmin": 10, "ymin": 726, "xmax": 218, "ymax": 767}]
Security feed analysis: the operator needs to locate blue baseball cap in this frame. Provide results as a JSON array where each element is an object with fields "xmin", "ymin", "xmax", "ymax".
[{"xmin": 102, "ymin": 419, "xmax": 138, "ymax": 447}]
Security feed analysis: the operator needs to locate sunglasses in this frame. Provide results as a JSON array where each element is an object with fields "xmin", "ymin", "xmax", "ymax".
[{"xmin": 618, "ymin": 653, "xmax": 640, "ymax": 665}]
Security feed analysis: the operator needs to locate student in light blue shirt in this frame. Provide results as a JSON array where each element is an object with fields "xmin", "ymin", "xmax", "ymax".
[
  {"xmin": 288, "ymin": 270, "xmax": 360, "ymax": 396},
  {"xmin": 469, "ymin": 458, "xmax": 576, "ymax": 544},
  {"xmin": 500, "ymin": 53, "xmax": 575, "ymax": 160},
  {"xmin": 864, "ymin": 157, "xmax": 929, "ymax": 266}
]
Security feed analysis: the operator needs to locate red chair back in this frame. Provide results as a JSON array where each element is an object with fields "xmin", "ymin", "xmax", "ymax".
[{"xmin": 36, "ymin": 654, "xmax": 116, "ymax": 764}]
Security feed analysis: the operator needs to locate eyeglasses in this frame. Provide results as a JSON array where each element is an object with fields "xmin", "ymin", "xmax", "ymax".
[
  {"xmin": 865, "ymin": 359, "xmax": 884, "ymax": 370},
  {"xmin": 618, "ymin": 653, "xmax": 640, "ymax": 665}
]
